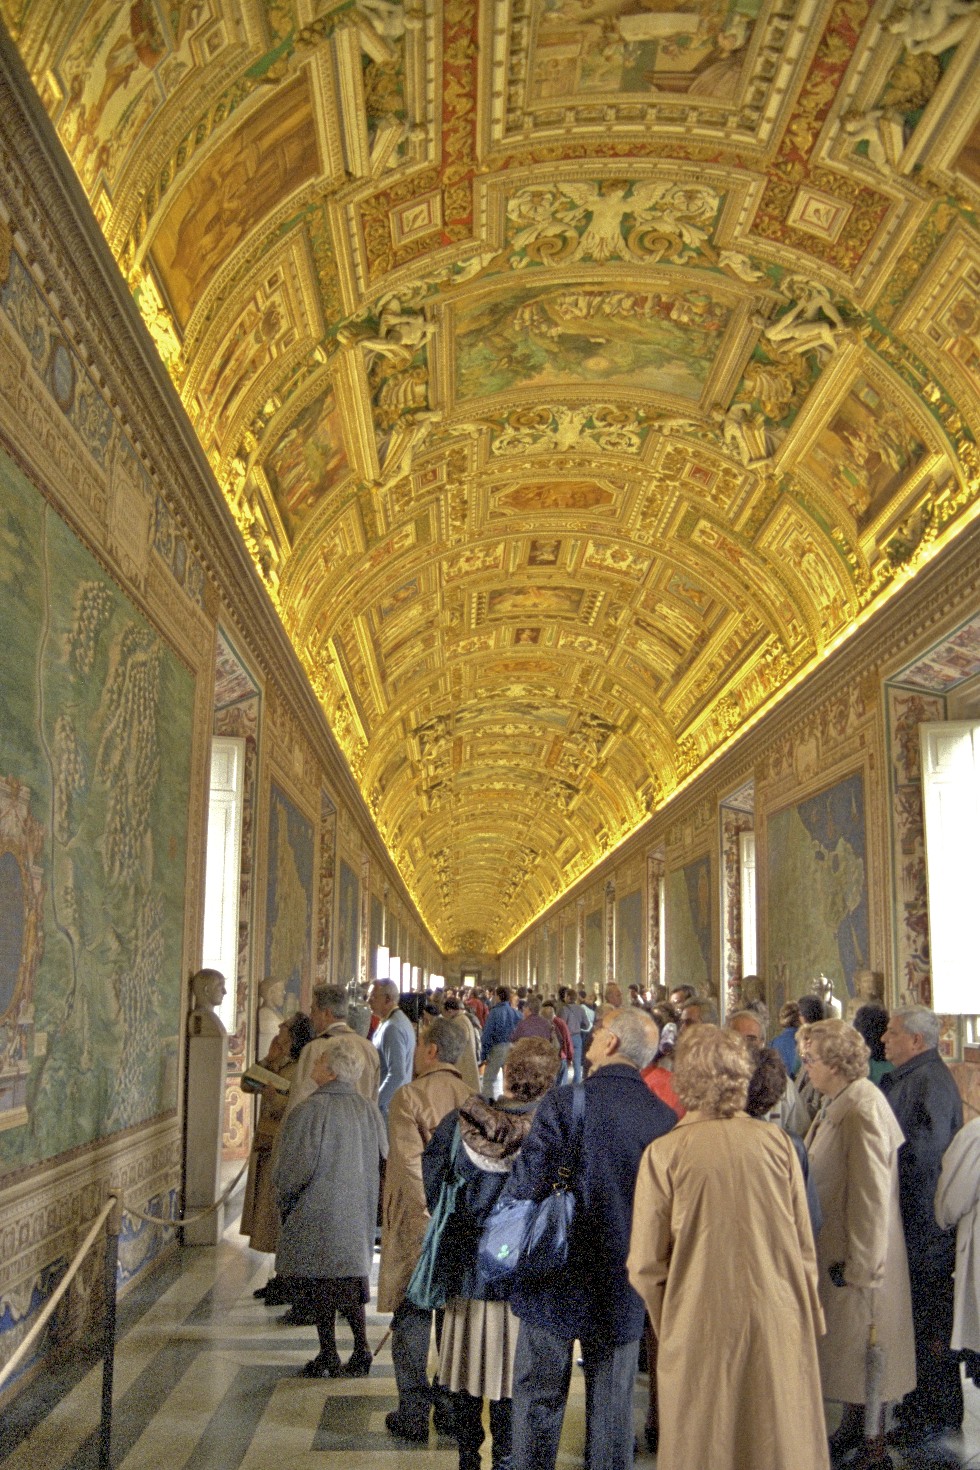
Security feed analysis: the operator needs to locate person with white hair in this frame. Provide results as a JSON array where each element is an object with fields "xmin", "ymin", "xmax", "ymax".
[
  {"xmin": 273, "ymin": 1035, "xmax": 388, "ymax": 1378},
  {"xmin": 881, "ymin": 1006, "xmax": 964, "ymax": 1443},
  {"xmin": 379, "ymin": 1018, "xmax": 471, "ymax": 1443},
  {"xmin": 370, "ymin": 979, "xmax": 415, "ymax": 1120}
]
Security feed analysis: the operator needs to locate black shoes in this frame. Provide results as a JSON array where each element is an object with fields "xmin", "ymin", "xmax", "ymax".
[
  {"xmin": 259, "ymin": 1276, "xmax": 292, "ymax": 1306},
  {"xmin": 885, "ymin": 1419, "xmax": 960, "ymax": 1447},
  {"xmin": 299, "ymin": 1351, "xmax": 342, "ymax": 1378},
  {"xmin": 385, "ymin": 1410, "xmax": 429, "ymax": 1443},
  {"xmin": 279, "ymin": 1305, "xmax": 317, "ymax": 1326},
  {"xmin": 338, "ymin": 1349, "xmax": 373, "ymax": 1378},
  {"xmin": 433, "ymin": 1402, "xmax": 459, "ymax": 1438}
]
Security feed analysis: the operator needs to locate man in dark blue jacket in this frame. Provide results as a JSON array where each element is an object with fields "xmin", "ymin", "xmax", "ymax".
[
  {"xmin": 882, "ymin": 1006, "xmax": 964, "ymax": 1443},
  {"xmin": 505, "ymin": 1006, "xmax": 675, "ymax": 1470},
  {"xmin": 481, "ymin": 986, "xmax": 521, "ymax": 1099}
]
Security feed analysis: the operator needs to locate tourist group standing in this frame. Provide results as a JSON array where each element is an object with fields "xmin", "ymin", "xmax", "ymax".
[{"xmin": 242, "ymin": 976, "xmax": 974, "ymax": 1470}]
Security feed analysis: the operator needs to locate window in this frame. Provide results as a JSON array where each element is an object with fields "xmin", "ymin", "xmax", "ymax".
[
  {"xmin": 657, "ymin": 873, "xmax": 666, "ymax": 989},
  {"xmin": 920, "ymin": 721, "xmax": 980, "ymax": 1014},
  {"xmin": 201, "ymin": 737, "xmax": 245, "ymax": 1034},
  {"xmin": 739, "ymin": 830, "xmax": 757, "ymax": 978}
]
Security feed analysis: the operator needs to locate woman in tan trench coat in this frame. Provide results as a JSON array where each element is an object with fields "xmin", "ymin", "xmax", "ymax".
[
  {"xmin": 627, "ymin": 1025, "xmax": 829, "ymax": 1470},
  {"xmin": 801, "ymin": 1020, "xmax": 916, "ymax": 1456},
  {"xmin": 240, "ymin": 1012, "xmax": 313, "ymax": 1253}
]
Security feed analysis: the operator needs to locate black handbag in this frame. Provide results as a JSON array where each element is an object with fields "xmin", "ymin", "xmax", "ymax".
[{"xmin": 477, "ymin": 1084, "xmax": 585, "ymax": 1288}]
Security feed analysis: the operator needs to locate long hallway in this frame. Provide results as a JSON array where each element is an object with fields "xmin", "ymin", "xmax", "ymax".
[{"xmin": 3, "ymin": 1195, "xmax": 980, "ymax": 1470}]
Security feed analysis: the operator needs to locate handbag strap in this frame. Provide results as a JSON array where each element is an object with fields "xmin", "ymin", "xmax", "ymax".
[
  {"xmin": 570, "ymin": 1082, "xmax": 585, "ymax": 1167},
  {"xmin": 551, "ymin": 1083, "xmax": 585, "ymax": 1191}
]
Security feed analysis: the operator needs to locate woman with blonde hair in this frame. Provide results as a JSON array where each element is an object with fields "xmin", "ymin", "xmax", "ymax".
[
  {"xmin": 800, "ymin": 1018, "xmax": 915, "ymax": 1458},
  {"xmin": 628, "ymin": 1024, "xmax": 828, "ymax": 1470}
]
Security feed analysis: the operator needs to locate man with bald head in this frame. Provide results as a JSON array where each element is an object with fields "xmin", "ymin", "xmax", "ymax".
[{"xmin": 726, "ymin": 1009, "xmax": 808, "ymax": 1137}]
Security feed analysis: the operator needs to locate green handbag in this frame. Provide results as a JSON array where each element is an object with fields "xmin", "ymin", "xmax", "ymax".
[{"xmin": 405, "ymin": 1125, "xmax": 466, "ymax": 1310}]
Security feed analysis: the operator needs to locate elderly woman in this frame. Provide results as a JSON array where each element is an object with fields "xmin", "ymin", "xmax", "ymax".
[
  {"xmin": 273, "ymin": 1034, "xmax": 388, "ymax": 1378},
  {"xmin": 241, "ymin": 1011, "xmax": 313, "ymax": 1258},
  {"xmin": 936, "ymin": 1116, "xmax": 980, "ymax": 1370},
  {"xmin": 627, "ymin": 1024, "xmax": 828, "ymax": 1470},
  {"xmin": 800, "ymin": 1019, "xmax": 916, "ymax": 1457},
  {"xmin": 420, "ymin": 1038, "xmax": 561, "ymax": 1470}
]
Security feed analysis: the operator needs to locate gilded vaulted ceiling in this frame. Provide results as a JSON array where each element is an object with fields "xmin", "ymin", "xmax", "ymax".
[{"xmin": 4, "ymin": 0, "xmax": 980, "ymax": 951}]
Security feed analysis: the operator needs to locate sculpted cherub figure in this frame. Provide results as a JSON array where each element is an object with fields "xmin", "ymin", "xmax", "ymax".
[
  {"xmin": 755, "ymin": 280, "xmax": 849, "ymax": 358},
  {"xmin": 884, "ymin": 0, "xmax": 979, "ymax": 54}
]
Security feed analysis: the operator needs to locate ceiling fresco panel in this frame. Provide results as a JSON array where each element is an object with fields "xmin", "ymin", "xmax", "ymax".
[
  {"xmin": 150, "ymin": 76, "xmax": 320, "ymax": 328},
  {"xmin": 7, "ymin": 0, "xmax": 980, "ymax": 949}
]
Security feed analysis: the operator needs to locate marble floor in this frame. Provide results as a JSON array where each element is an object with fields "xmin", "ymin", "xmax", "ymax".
[{"xmin": 3, "ymin": 1200, "xmax": 980, "ymax": 1470}]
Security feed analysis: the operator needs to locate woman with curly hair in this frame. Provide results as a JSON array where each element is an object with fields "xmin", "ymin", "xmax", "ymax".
[
  {"xmin": 627, "ymin": 1024, "xmax": 828, "ymax": 1470},
  {"xmin": 420, "ymin": 1037, "xmax": 562, "ymax": 1470},
  {"xmin": 800, "ymin": 1018, "xmax": 915, "ymax": 1458}
]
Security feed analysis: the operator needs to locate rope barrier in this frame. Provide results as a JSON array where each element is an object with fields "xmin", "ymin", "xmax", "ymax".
[
  {"xmin": 0, "ymin": 1157, "xmax": 250, "ymax": 1396},
  {"xmin": 120, "ymin": 1158, "xmax": 249, "ymax": 1227},
  {"xmin": 0, "ymin": 1196, "xmax": 118, "ymax": 1395}
]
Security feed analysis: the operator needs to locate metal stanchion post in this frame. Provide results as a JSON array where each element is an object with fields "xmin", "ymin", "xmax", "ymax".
[{"xmin": 98, "ymin": 1196, "xmax": 122, "ymax": 1470}]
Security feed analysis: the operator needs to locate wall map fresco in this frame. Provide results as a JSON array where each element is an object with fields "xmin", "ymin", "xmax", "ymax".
[{"xmin": 0, "ymin": 447, "xmax": 192, "ymax": 1169}]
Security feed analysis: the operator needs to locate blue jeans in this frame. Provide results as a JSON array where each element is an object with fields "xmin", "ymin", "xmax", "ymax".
[
  {"xmin": 571, "ymin": 1033, "xmax": 583, "ymax": 1084},
  {"xmin": 511, "ymin": 1318, "xmax": 639, "ymax": 1470},
  {"xmin": 482, "ymin": 1042, "xmax": 512, "ymax": 1099}
]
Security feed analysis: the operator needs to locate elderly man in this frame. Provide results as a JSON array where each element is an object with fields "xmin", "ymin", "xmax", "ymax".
[
  {"xmin": 726, "ymin": 1009, "xmax": 809, "ymax": 1137},
  {"xmin": 287, "ymin": 985, "xmax": 380, "ymax": 1115},
  {"xmin": 480, "ymin": 986, "xmax": 521, "ymax": 1099},
  {"xmin": 506, "ymin": 1007, "xmax": 676, "ymax": 1470},
  {"xmin": 882, "ymin": 1006, "xmax": 964, "ymax": 1443},
  {"xmin": 370, "ymin": 979, "xmax": 416, "ymax": 1121},
  {"xmin": 678, "ymin": 994, "xmax": 718, "ymax": 1028},
  {"xmin": 378, "ymin": 1017, "xmax": 471, "ymax": 1443}
]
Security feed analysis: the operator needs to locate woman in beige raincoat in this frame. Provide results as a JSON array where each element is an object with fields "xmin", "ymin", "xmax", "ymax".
[
  {"xmin": 627, "ymin": 1024, "xmax": 828, "ymax": 1470},
  {"xmin": 935, "ymin": 1115, "xmax": 980, "ymax": 1356},
  {"xmin": 801, "ymin": 1019, "xmax": 916, "ymax": 1457}
]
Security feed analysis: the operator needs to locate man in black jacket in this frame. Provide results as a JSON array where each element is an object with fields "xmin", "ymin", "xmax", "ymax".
[
  {"xmin": 882, "ymin": 1005, "xmax": 964, "ymax": 1443},
  {"xmin": 505, "ymin": 1007, "xmax": 675, "ymax": 1470}
]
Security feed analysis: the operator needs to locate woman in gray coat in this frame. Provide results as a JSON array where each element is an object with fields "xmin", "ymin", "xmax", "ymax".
[{"xmin": 274, "ymin": 1034, "xmax": 388, "ymax": 1378}]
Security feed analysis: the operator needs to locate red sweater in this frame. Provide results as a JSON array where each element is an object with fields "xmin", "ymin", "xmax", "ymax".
[{"xmin": 641, "ymin": 1062, "xmax": 684, "ymax": 1118}]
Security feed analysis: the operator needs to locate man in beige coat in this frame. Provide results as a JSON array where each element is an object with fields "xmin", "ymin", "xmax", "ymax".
[
  {"xmin": 442, "ymin": 996, "xmax": 481, "ymax": 1093},
  {"xmin": 378, "ymin": 1017, "xmax": 470, "ymax": 1442},
  {"xmin": 286, "ymin": 985, "xmax": 380, "ymax": 1117}
]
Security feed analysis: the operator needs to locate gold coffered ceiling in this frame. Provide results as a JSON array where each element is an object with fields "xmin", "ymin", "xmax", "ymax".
[{"xmin": 6, "ymin": 0, "xmax": 980, "ymax": 951}]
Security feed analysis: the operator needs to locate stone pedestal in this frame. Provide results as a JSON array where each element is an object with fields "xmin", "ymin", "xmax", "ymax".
[{"xmin": 183, "ymin": 1027, "xmax": 228, "ymax": 1246}]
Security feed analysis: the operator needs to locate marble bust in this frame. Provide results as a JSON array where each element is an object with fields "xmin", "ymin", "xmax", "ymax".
[{"xmin": 188, "ymin": 968, "xmax": 227, "ymax": 1037}]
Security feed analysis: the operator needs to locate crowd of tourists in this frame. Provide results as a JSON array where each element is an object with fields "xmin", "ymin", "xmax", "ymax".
[{"xmin": 240, "ymin": 976, "xmax": 980, "ymax": 1470}]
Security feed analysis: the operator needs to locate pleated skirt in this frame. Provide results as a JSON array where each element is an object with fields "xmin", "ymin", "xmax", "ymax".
[{"xmin": 438, "ymin": 1296, "xmax": 520, "ymax": 1400}]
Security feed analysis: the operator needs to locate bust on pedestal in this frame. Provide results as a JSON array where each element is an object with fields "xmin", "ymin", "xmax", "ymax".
[
  {"xmin": 844, "ymin": 969, "xmax": 884, "ymax": 1022},
  {"xmin": 810, "ymin": 972, "xmax": 843, "ymax": 1020},
  {"xmin": 184, "ymin": 968, "xmax": 228, "ymax": 1246},
  {"xmin": 256, "ymin": 976, "xmax": 285, "ymax": 1061}
]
